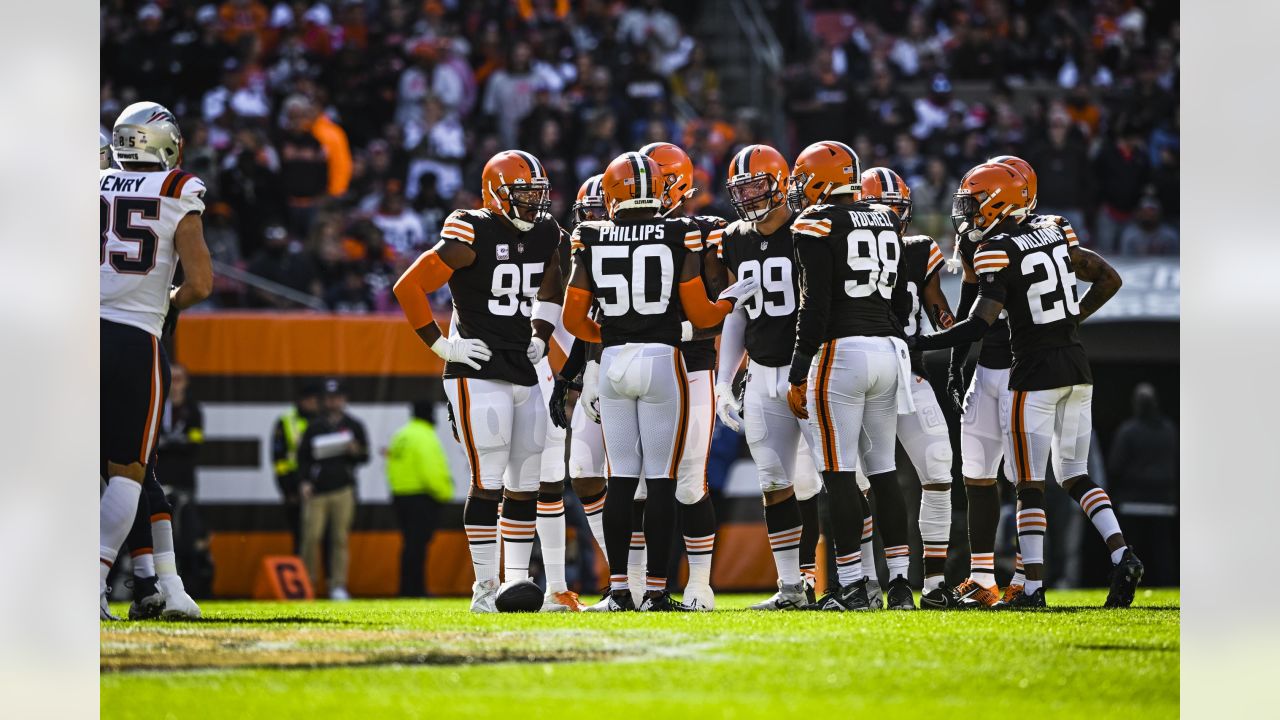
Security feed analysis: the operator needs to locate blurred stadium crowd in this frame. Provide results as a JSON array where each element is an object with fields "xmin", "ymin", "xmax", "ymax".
[{"xmin": 101, "ymin": 0, "xmax": 1179, "ymax": 311}]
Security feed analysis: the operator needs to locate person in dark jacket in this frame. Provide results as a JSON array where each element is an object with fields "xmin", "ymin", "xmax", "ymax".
[
  {"xmin": 298, "ymin": 379, "xmax": 370, "ymax": 599},
  {"xmin": 1107, "ymin": 383, "xmax": 1179, "ymax": 585},
  {"xmin": 272, "ymin": 382, "xmax": 321, "ymax": 553}
]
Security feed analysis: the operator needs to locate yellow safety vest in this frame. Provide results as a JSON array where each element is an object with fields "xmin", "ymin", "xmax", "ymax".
[{"xmin": 274, "ymin": 408, "xmax": 309, "ymax": 476}]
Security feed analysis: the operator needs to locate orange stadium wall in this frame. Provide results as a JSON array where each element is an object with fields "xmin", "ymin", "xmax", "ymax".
[{"xmin": 172, "ymin": 312, "xmax": 782, "ymax": 598}]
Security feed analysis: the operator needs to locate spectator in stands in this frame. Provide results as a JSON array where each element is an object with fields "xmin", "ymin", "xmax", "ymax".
[
  {"xmin": 278, "ymin": 95, "xmax": 331, "ymax": 236},
  {"xmin": 385, "ymin": 401, "xmax": 453, "ymax": 597},
  {"xmin": 1119, "ymin": 196, "xmax": 1178, "ymax": 256},
  {"xmin": 1107, "ymin": 383, "xmax": 1179, "ymax": 585},
  {"xmin": 482, "ymin": 41, "xmax": 540, "ymax": 148},
  {"xmin": 325, "ymin": 263, "xmax": 376, "ymax": 314},
  {"xmin": 370, "ymin": 180, "xmax": 426, "ymax": 259},
  {"xmin": 298, "ymin": 379, "xmax": 370, "ymax": 600},
  {"xmin": 272, "ymin": 382, "xmax": 321, "ymax": 554},
  {"xmin": 1093, "ymin": 122, "xmax": 1151, "ymax": 253},
  {"xmin": 1029, "ymin": 110, "xmax": 1092, "ymax": 244},
  {"xmin": 246, "ymin": 223, "xmax": 322, "ymax": 307}
]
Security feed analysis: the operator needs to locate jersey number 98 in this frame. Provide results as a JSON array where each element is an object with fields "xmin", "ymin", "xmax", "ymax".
[{"xmin": 844, "ymin": 229, "xmax": 899, "ymax": 299}]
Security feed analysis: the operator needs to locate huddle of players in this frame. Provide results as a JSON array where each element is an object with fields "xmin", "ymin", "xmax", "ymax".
[{"xmin": 394, "ymin": 134, "xmax": 1146, "ymax": 612}]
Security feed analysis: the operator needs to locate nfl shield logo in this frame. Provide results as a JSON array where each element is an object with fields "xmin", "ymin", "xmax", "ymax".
[
  {"xmin": 496, "ymin": 244, "xmax": 510, "ymax": 260},
  {"xmin": 517, "ymin": 242, "xmax": 525, "ymax": 254},
  {"xmin": 760, "ymin": 240, "xmax": 769, "ymax": 250}
]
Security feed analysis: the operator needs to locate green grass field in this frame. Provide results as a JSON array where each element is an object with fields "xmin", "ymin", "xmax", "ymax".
[{"xmin": 102, "ymin": 589, "xmax": 1178, "ymax": 719}]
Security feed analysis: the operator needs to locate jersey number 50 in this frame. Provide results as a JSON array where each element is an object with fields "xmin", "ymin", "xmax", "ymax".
[
  {"xmin": 489, "ymin": 263, "xmax": 545, "ymax": 316},
  {"xmin": 1022, "ymin": 244, "xmax": 1080, "ymax": 325},
  {"xmin": 844, "ymin": 229, "xmax": 899, "ymax": 299},
  {"xmin": 591, "ymin": 244, "xmax": 673, "ymax": 316}
]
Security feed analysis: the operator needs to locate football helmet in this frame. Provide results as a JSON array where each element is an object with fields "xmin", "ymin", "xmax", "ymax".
[
  {"xmin": 951, "ymin": 162, "xmax": 1029, "ymax": 243},
  {"xmin": 601, "ymin": 152, "xmax": 663, "ymax": 218},
  {"xmin": 725, "ymin": 144, "xmax": 789, "ymax": 222},
  {"xmin": 788, "ymin": 141, "xmax": 861, "ymax": 210},
  {"xmin": 989, "ymin": 154, "xmax": 1037, "ymax": 216},
  {"xmin": 639, "ymin": 141, "xmax": 694, "ymax": 212},
  {"xmin": 572, "ymin": 174, "xmax": 606, "ymax": 225},
  {"xmin": 100, "ymin": 128, "xmax": 111, "ymax": 170},
  {"xmin": 859, "ymin": 167, "xmax": 912, "ymax": 227},
  {"xmin": 482, "ymin": 150, "xmax": 551, "ymax": 232},
  {"xmin": 112, "ymin": 101, "xmax": 182, "ymax": 169}
]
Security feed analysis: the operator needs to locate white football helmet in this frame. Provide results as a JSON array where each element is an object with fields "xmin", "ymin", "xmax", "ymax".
[{"xmin": 112, "ymin": 101, "xmax": 182, "ymax": 169}]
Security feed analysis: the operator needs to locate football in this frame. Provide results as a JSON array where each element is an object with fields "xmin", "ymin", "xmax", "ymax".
[{"xmin": 494, "ymin": 579, "xmax": 543, "ymax": 613}]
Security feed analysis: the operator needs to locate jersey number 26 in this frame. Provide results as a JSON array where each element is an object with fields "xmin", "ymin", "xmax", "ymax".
[{"xmin": 1022, "ymin": 244, "xmax": 1080, "ymax": 325}]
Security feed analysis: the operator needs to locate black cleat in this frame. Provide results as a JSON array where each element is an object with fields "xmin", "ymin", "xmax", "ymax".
[
  {"xmin": 1104, "ymin": 548, "xmax": 1145, "ymax": 608},
  {"xmin": 803, "ymin": 576, "xmax": 817, "ymax": 606},
  {"xmin": 920, "ymin": 585, "xmax": 961, "ymax": 610},
  {"xmin": 806, "ymin": 578, "xmax": 871, "ymax": 611},
  {"xmin": 638, "ymin": 590, "xmax": 690, "ymax": 612},
  {"xmin": 885, "ymin": 577, "xmax": 916, "ymax": 610},
  {"xmin": 127, "ymin": 575, "xmax": 165, "ymax": 620},
  {"xmin": 993, "ymin": 586, "xmax": 1047, "ymax": 609},
  {"xmin": 584, "ymin": 589, "xmax": 635, "ymax": 612}
]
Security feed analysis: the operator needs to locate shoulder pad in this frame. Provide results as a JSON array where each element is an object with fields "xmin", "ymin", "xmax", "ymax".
[
  {"xmin": 694, "ymin": 214, "xmax": 728, "ymax": 229},
  {"xmin": 442, "ymin": 209, "xmax": 487, "ymax": 244},
  {"xmin": 161, "ymin": 169, "xmax": 202, "ymax": 199}
]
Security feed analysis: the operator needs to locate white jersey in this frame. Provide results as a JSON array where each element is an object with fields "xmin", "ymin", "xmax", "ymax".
[{"xmin": 100, "ymin": 167, "xmax": 205, "ymax": 337}]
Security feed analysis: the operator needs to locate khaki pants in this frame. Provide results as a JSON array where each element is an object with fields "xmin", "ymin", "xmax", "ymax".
[{"xmin": 301, "ymin": 485, "xmax": 355, "ymax": 592}]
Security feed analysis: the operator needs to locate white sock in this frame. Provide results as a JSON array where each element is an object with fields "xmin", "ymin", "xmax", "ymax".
[
  {"xmin": 836, "ymin": 551, "xmax": 863, "ymax": 586},
  {"xmin": 501, "ymin": 518, "xmax": 536, "ymax": 583},
  {"xmin": 767, "ymin": 526, "xmax": 803, "ymax": 585},
  {"xmin": 884, "ymin": 545, "xmax": 910, "ymax": 581},
  {"xmin": 684, "ymin": 533, "xmax": 714, "ymax": 588},
  {"xmin": 627, "ymin": 532, "xmax": 647, "ymax": 581},
  {"xmin": 1017, "ymin": 508, "xmax": 1046, "ymax": 595},
  {"xmin": 1110, "ymin": 546, "xmax": 1128, "ymax": 565},
  {"xmin": 919, "ymin": 488, "xmax": 951, "ymax": 590},
  {"xmin": 1078, "ymin": 488, "xmax": 1125, "ymax": 550},
  {"xmin": 581, "ymin": 491, "xmax": 608, "ymax": 558},
  {"xmin": 970, "ymin": 552, "xmax": 996, "ymax": 589},
  {"xmin": 151, "ymin": 517, "xmax": 179, "ymax": 580},
  {"xmin": 1012, "ymin": 553, "xmax": 1026, "ymax": 587},
  {"xmin": 464, "ymin": 523, "xmax": 499, "ymax": 583},
  {"xmin": 536, "ymin": 497, "xmax": 567, "ymax": 593},
  {"xmin": 100, "ymin": 478, "xmax": 142, "ymax": 588},
  {"xmin": 610, "ymin": 574, "xmax": 628, "ymax": 592},
  {"xmin": 132, "ymin": 551, "xmax": 155, "ymax": 578}
]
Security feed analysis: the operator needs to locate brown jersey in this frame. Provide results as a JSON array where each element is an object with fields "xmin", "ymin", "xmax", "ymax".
[
  {"xmin": 440, "ymin": 208, "xmax": 563, "ymax": 386},
  {"xmin": 678, "ymin": 214, "xmax": 728, "ymax": 373}
]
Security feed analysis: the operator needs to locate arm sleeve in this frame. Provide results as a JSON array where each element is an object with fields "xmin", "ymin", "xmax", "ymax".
[
  {"xmin": 678, "ymin": 276, "xmax": 733, "ymax": 328},
  {"xmin": 949, "ymin": 279, "xmax": 979, "ymax": 374},
  {"xmin": 393, "ymin": 249, "xmax": 454, "ymax": 329},
  {"xmin": 716, "ymin": 308, "xmax": 747, "ymax": 387},
  {"xmin": 789, "ymin": 236, "xmax": 832, "ymax": 385},
  {"xmin": 559, "ymin": 337, "xmax": 588, "ymax": 382},
  {"xmin": 563, "ymin": 286, "xmax": 602, "ymax": 343}
]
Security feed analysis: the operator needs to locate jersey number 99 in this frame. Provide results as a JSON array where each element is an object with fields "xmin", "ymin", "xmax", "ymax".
[{"xmin": 736, "ymin": 257, "xmax": 795, "ymax": 319}]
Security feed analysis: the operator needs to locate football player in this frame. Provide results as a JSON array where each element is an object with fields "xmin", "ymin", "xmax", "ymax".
[
  {"xmin": 712, "ymin": 144, "xmax": 823, "ymax": 610},
  {"xmin": 635, "ymin": 141, "xmax": 727, "ymax": 610},
  {"xmin": 101, "ymin": 102, "xmax": 213, "ymax": 618},
  {"xmin": 915, "ymin": 162, "xmax": 1142, "ymax": 607},
  {"xmin": 860, "ymin": 167, "xmax": 958, "ymax": 609},
  {"xmin": 784, "ymin": 141, "xmax": 915, "ymax": 611},
  {"xmin": 562, "ymin": 152, "xmax": 756, "ymax": 611},
  {"xmin": 393, "ymin": 150, "xmax": 573, "ymax": 612}
]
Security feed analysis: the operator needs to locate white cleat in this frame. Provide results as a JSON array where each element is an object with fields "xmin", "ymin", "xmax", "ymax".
[
  {"xmin": 681, "ymin": 583, "xmax": 715, "ymax": 611},
  {"xmin": 159, "ymin": 576, "xmax": 203, "ymax": 619},
  {"xmin": 100, "ymin": 591, "xmax": 120, "ymax": 621},
  {"xmin": 470, "ymin": 578, "xmax": 499, "ymax": 613},
  {"xmin": 748, "ymin": 581, "xmax": 808, "ymax": 610},
  {"xmin": 866, "ymin": 581, "xmax": 883, "ymax": 610},
  {"xmin": 584, "ymin": 590, "xmax": 634, "ymax": 612},
  {"xmin": 329, "ymin": 586, "xmax": 351, "ymax": 601}
]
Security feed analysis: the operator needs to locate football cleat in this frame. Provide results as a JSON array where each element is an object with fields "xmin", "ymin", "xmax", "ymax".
[
  {"xmin": 159, "ymin": 576, "xmax": 202, "ymax": 620},
  {"xmin": 885, "ymin": 577, "xmax": 916, "ymax": 610},
  {"xmin": 806, "ymin": 578, "xmax": 871, "ymax": 611},
  {"xmin": 954, "ymin": 578, "xmax": 1000, "ymax": 609},
  {"xmin": 128, "ymin": 576, "xmax": 166, "ymax": 620},
  {"xmin": 920, "ymin": 585, "xmax": 962, "ymax": 610},
  {"xmin": 100, "ymin": 591, "xmax": 120, "ymax": 621},
  {"xmin": 1104, "ymin": 548, "xmax": 1145, "ymax": 609},
  {"xmin": 584, "ymin": 589, "xmax": 635, "ymax": 612},
  {"xmin": 681, "ymin": 584, "xmax": 715, "ymax": 611},
  {"xmin": 638, "ymin": 590, "xmax": 690, "ymax": 612},
  {"xmin": 866, "ymin": 580, "xmax": 884, "ymax": 610},
  {"xmin": 749, "ymin": 581, "xmax": 808, "ymax": 611},
  {"xmin": 469, "ymin": 578, "xmax": 499, "ymax": 613},
  {"xmin": 541, "ymin": 590, "xmax": 586, "ymax": 612},
  {"xmin": 1001, "ymin": 583, "xmax": 1024, "ymax": 604},
  {"xmin": 994, "ymin": 586, "xmax": 1047, "ymax": 609},
  {"xmin": 802, "ymin": 574, "xmax": 817, "ymax": 605},
  {"xmin": 329, "ymin": 586, "xmax": 351, "ymax": 601}
]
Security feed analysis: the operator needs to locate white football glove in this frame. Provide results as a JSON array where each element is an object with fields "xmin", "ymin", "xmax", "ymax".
[
  {"xmin": 430, "ymin": 335, "xmax": 492, "ymax": 371},
  {"xmin": 527, "ymin": 336, "xmax": 547, "ymax": 363},
  {"xmin": 714, "ymin": 382, "xmax": 742, "ymax": 433},
  {"xmin": 718, "ymin": 275, "xmax": 761, "ymax": 311},
  {"xmin": 680, "ymin": 321, "xmax": 694, "ymax": 342},
  {"xmin": 581, "ymin": 360, "xmax": 601, "ymax": 423}
]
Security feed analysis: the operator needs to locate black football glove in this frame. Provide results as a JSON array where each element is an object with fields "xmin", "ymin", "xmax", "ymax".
[
  {"xmin": 945, "ymin": 364, "xmax": 967, "ymax": 416},
  {"xmin": 548, "ymin": 376, "xmax": 582, "ymax": 430},
  {"xmin": 445, "ymin": 401, "xmax": 460, "ymax": 443}
]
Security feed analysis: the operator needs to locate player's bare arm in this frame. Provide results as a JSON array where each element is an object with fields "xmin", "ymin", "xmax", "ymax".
[
  {"xmin": 171, "ymin": 213, "xmax": 213, "ymax": 310},
  {"xmin": 1069, "ymin": 245, "xmax": 1123, "ymax": 322},
  {"xmin": 921, "ymin": 270, "xmax": 956, "ymax": 329}
]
